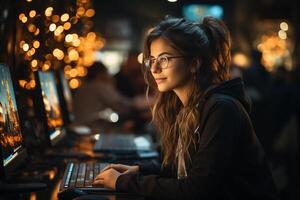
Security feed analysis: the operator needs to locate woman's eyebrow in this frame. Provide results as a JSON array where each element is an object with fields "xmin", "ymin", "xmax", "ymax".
[{"xmin": 150, "ymin": 52, "xmax": 173, "ymax": 58}]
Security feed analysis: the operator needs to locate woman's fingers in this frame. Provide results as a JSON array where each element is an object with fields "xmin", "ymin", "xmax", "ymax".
[
  {"xmin": 92, "ymin": 178, "xmax": 104, "ymax": 187},
  {"xmin": 100, "ymin": 164, "xmax": 128, "ymax": 173}
]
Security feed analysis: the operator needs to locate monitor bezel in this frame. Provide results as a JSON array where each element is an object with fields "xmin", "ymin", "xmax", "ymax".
[
  {"xmin": 55, "ymin": 69, "xmax": 74, "ymax": 125},
  {"xmin": 34, "ymin": 70, "xmax": 66, "ymax": 147}
]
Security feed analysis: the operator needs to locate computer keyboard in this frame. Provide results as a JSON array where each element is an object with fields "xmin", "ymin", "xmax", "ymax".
[
  {"xmin": 62, "ymin": 162, "xmax": 109, "ymax": 189},
  {"xmin": 93, "ymin": 134, "xmax": 136, "ymax": 152}
]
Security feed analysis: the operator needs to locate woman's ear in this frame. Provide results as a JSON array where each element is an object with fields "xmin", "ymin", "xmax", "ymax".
[{"xmin": 190, "ymin": 58, "xmax": 202, "ymax": 73}]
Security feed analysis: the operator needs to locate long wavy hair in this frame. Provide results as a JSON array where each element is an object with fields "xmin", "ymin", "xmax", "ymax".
[{"xmin": 142, "ymin": 16, "xmax": 231, "ymax": 166}]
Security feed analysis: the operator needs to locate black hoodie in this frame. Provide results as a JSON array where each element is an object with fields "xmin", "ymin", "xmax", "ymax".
[{"xmin": 116, "ymin": 78, "xmax": 279, "ymax": 200}]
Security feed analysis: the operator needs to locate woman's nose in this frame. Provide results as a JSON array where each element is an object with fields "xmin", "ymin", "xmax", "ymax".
[{"xmin": 150, "ymin": 61, "xmax": 161, "ymax": 73}]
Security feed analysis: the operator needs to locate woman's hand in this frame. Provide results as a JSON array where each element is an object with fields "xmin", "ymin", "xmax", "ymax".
[
  {"xmin": 92, "ymin": 164, "xmax": 139, "ymax": 190},
  {"xmin": 93, "ymin": 168, "xmax": 120, "ymax": 190},
  {"xmin": 101, "ymin": 164, "xmax": 139, "ymax": 174}
]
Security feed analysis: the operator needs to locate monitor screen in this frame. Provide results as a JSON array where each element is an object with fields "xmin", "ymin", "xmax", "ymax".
[
  {"xmin": 59, "ymin": 71, "xmax": 73, "ymax": 118},
  {"xmin": 0, "ymin": 64, "xmax": 25, "ymax": 170},
  {"xmin": 38, "ymin": 71, "xmax": 64, "ymax": 142}
]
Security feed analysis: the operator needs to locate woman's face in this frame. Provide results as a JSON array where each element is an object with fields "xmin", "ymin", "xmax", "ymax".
[
  {"xmin": 149, "ymin": 37, "xmax": 193, "ymax": 94},
  {"xmin": 150, "ymin": 37, "xmax": 191, "ymax": 92}
]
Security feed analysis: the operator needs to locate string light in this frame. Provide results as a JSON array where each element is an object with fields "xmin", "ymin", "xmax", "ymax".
[
  {"xmin": 49, "ymin": 23, "xmax": 56, "ymax": 31},
  {"xmin": 280, "ymin": 22, "xmax": 288, "ymax": 31},
  {"xmin": 65, "ymin": 34, "xmax": 73, "ymax": 42},
  {"xmin": 34, "ymin": 28, "xmax": 40, "ymax": 35},
  {"xmin": 33, "ymin": 40, "xmax": 40, "ymax": 48},
  {"xmin": 54, "ymin": 25, "xmax": 64, "ymax": 36},
  {"xmin": 31, "ymin": 59, "xmax": 38, "ymax": 68},
  {"xmin": 77, "ymin": 7, "xmax": 85, "ymax": 16},
  {"xmin": 22, "ymin": 43, "xmax": 29, "ymax": 51},
  {"xmin": 29, "ymin": 10, "xmax": 36, "ymax": 18},
  {"xmin": 45, "ymin": 7, "xmax": 53, "ymax": 17},
  {"xmin": 69, "ymin": 78, "xmax": 80, "ymax": 89},
  {"xmin": 18, "ymin": 1, "xmax": 101, "ymax": 90},
  {"xmin": 61, "ymin": 13, "xmax": 69, "ymax": 22},
  {"xmin": 63, "ymin": 22, "xmax": 71, "ymax": 30},
  {"xmin": 52, "ymin": 15, "xmax": 59, "ymax": 23},
  {"xmin": 68, "ymin": 49, "xmax": 79, "ymax": 61},
  {"xmin": 85, "ymin": 9, "xmax": 95, "ymax": 17}
]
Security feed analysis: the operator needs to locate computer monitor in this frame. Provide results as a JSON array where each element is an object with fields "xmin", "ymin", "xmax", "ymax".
[
  {"xmin": 34, "ymin": 70, "xmax": 66, "ymax": 146},
  {"xmin": 55, "ymin": 70, "xmax": 74, "ymax": 124},
  {"xmin": 0, "ymin": 64, "xmax": 27, "ymax": 180}
]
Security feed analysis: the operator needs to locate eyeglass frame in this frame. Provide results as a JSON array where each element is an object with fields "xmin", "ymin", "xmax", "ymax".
[{"xmin": 143, "ymin": 55, "xmax": 188, "ymax": 70}]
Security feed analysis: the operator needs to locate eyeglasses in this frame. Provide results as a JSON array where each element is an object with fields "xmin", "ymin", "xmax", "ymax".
[{"xmin": 144, "ymin": 55, "xmax": 186, "ymax": 70}]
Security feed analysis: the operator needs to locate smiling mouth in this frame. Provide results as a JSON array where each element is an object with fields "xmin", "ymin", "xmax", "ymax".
[{"xmin": 155, "ymin": 78, "xmax": 167, "ymax": 84}]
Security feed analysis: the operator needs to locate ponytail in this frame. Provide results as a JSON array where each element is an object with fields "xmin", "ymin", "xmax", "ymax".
[{"xmin": 200, "ymin": 16, "xmax": 231, "ymax": 83}]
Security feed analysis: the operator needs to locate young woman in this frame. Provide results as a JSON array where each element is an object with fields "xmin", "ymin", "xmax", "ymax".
[{"xmin": 93, "ymin": 16, "xmax": 278, "ymax": 200}]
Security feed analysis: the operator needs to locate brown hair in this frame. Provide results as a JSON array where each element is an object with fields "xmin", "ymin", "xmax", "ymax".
[{"xmin": 142, "ymin": 16, "xmax": 231, "ymax": 166}]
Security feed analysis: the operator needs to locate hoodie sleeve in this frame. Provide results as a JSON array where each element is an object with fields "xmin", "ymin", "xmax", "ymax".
[{"xmin": 115, "ymin": 98, "xmax": 242, "ymax": 200}]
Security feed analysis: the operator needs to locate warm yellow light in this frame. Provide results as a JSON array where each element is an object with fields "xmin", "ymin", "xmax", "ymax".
[
  {"xmin": 87, "ymin": 32, "xmax": 96, "ymax": 41},
  {"xmin": 31, "ymin": 59, "xmax": 38, "ymax": 68},
  {"xmin": 69, "ymin": 68, "xmax": 78, "ymax": 77},
  {"xmin": 69, "ymin": 78, "xmax": 80, "ymax": 89},
  {"xmin": 23, "ymin": 43, "xmax": 29, "ymax": 51},
  {"xmin": 33, "ymin": 40, "xmax": 40, "ymax": 48},
  {"xmin": 28, "ymin": 48, "xmax": 36, "ymax": 56},
  {"xmin": 42, "ymin": 61, "xmax": 51, "ymax": 71},
  {"xmin": 49, "ymin": 23, "xmax": 56, "ymax": 31},
  {"xmin": 278, "ymin": 30, "xmax": 287, "ymax": 40},
  {"xmin": 21, "ymin": 16, "xmax": 28, "ymax": 23},
  {"xmin": 53, "ymin": 48, "xmax": 64, "ymax": 60},
  {"xmin": 19, "ymin": 41, "xmax": 25, "ymax": 48},
  {"xmin": 72, "ymin": 38, "xmax": 81, "ymax": 47},
  {"xmin": 77, "ymin": 66, "xmax": 87, "ymax": 77},
  {"xmin": 65, "ymin": 34, "xmax": 73, "ymax": 42},
  {"xmin": 72, "ymin": 33, "xmax": 78, "ymax": 39},
  {"xmin": 45, "ymin": 7, "xmax": 53, "ymax": 17},
  {"xmin": 280, "ymin": 22, "xmax": 288, "ymax": 31},
  {"xmin": 85, "ymin": 9, "xmax": 95, "ymax": 17},
  {"xmin": 19, "ymin": 13, "xmax": 25, "ymax": 21},
  {"xmin": 233, "ymin": 53, "xmax": 249, "ymax": 68},
  {"xmin": 77, "ymin": 7, "xmax": 85, "ymax": 16},
  {"xmin": 61, "ymin": 13, "xmax": 69, "ymax": 22},
  {"xmin": 52, "ymin": 15, "xmax": 59, "ymax": 23},
  {"xmin": 53, "ymin": 48, "xmax": 60, "ymax": 56},
  {"xmin": 28, "ymin": 24, "xmax": 36, "ymax": 33},
  {"xmin": 29, "ymin": 10, "xmax": 36, "ymax": 18},
  {"xmin": 63, "ymin": 22, "xmax": 71, "ymax": 30},
  {"xmin": 34, "ymin": 28, "xmax": 40, "ymax": 35},
  {"xmin": 29, "ymin": 80, "xmax": 36, "ymax": 88},
  {"xmin": 54, "ymin": 25, "xmax": 64, "ymax": 36},
  {"xmin": 19, "ymin": 80, "xmax": 27, "ymax": 88},
  {"xmin": 68, "ymin": 49, "xmax": 79, "ymax": 61},
  {"xmin": 64, "ymin": 65, "xmax": 72, "ymax": 73},
  {"xmin": 26, "ymin": 0, "xmax": 32, "ymax": 2}
]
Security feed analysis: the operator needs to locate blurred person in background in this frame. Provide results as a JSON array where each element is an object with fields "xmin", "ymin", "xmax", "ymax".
[{"xmin": 73, "ymin": 61, "xmax": 149, "ymax": 132}]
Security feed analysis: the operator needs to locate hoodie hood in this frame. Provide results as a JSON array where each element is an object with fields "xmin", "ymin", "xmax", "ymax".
[{"xmin": 202, "ymin": 78, "xmax": 251, "ymax": 113}]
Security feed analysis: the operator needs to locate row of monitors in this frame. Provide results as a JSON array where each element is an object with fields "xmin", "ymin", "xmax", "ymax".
[{"xmin": 0, "ymin": 63, "xmax": 73, "ymax": 180}]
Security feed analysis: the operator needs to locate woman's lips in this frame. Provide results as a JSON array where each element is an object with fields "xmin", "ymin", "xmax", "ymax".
[{"xmin": 155, "ymin": 78, "xmax": 167, "ymax": 84}]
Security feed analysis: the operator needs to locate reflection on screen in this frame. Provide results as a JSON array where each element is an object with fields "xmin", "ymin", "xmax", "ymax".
[
  {"xmin": 38, "ymin": 71, "xmax": 63, "ymax": 140},
  {"xmin": 0, "ymin": 65, "xmax": 23, "ymax": 167},
  {"xmin": 60, "ymin": 71, "xmax": 73, "ymax": 114}
]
